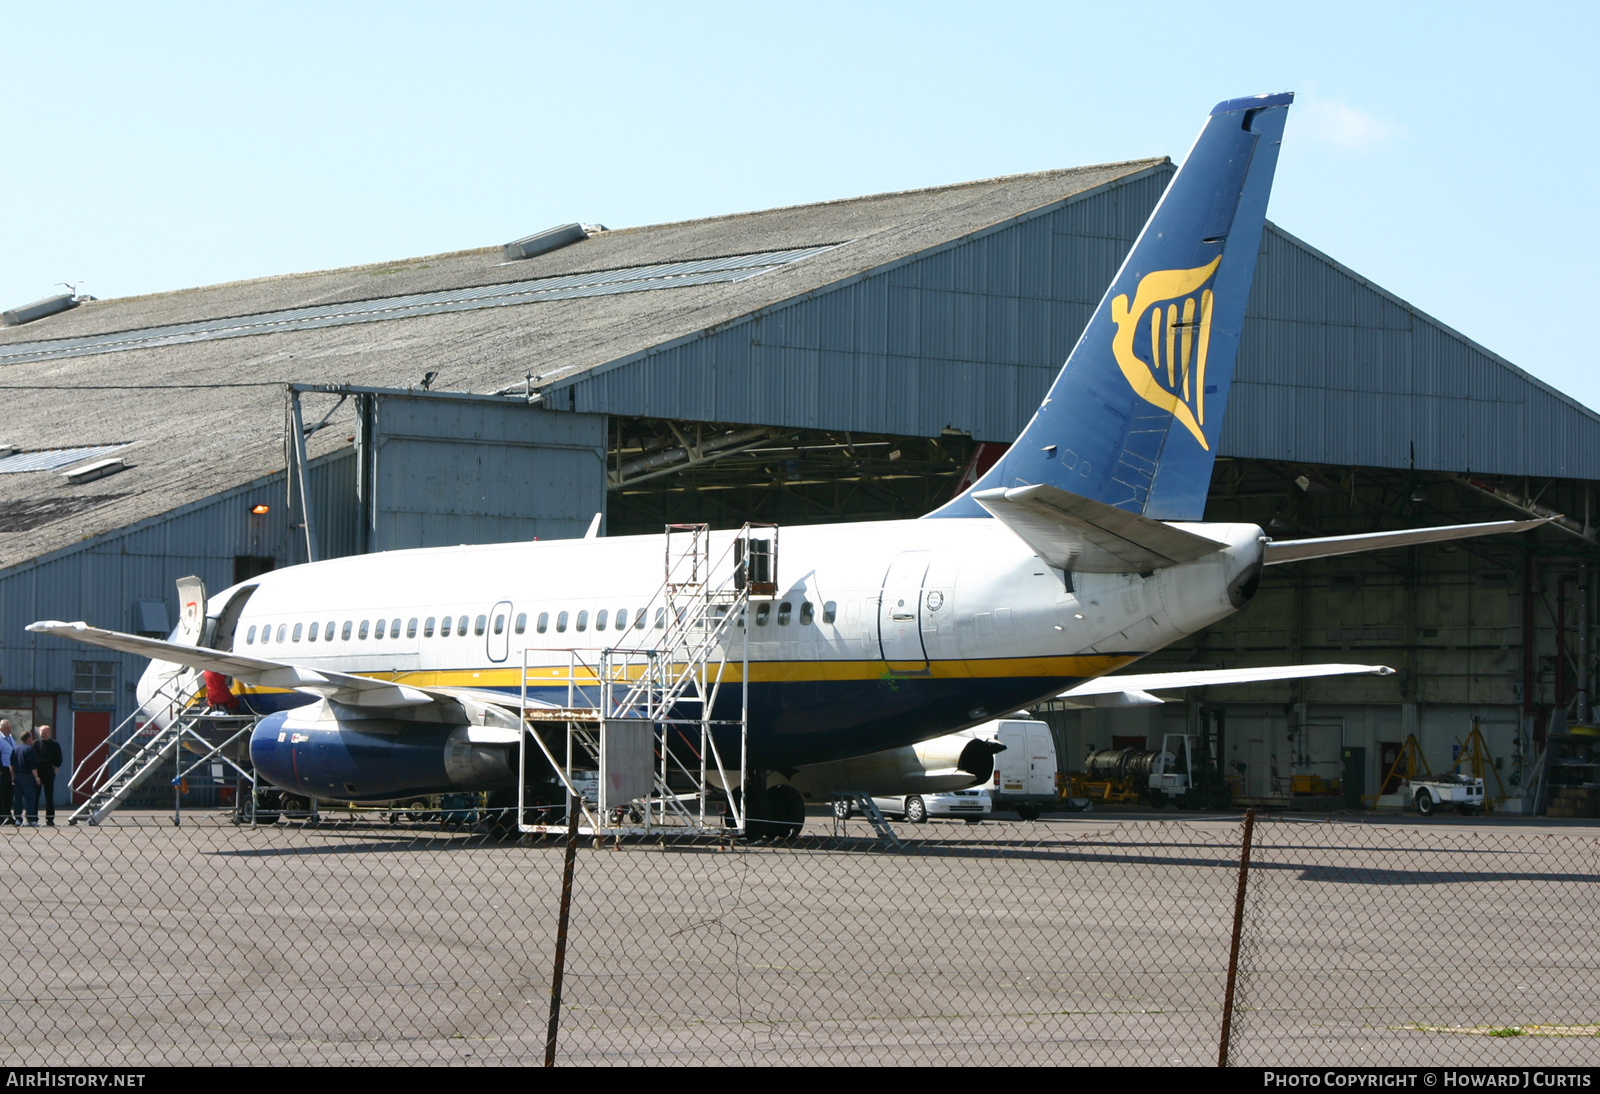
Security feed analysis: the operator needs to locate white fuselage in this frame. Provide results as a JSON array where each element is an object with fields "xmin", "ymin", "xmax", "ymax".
[{"xmin": 142, "ymin": 516, "xmax": 1265, "ymax": 768}]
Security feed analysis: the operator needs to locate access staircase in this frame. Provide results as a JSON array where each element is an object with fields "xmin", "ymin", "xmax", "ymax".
[
  {"xmin": 517, "ymin": 522, "xmax": 773, "ymax": 838},
  {"xmin": 67, "ymin": 680, "xmax": 261, "ymax": 826}
]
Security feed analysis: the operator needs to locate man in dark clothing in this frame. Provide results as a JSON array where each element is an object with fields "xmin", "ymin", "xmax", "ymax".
[
  {"xmin": 0, "ymin": 720, "xmax": 14, "ymax": 825},
  {"xmin": 13, "ymin": 730, "xmax": 39, "ymax": 827},
  {"xmin": 35, "ymin": 725, "xmax": 62, "ymax": 826}
]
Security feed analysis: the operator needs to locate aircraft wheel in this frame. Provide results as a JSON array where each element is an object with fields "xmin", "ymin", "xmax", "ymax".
[
  {"xmin": 741, "ymin": 780, "xmax": 775, "ymax": 839},
  {"xmin": 1415, "ymin": 789, "xmax": 1436, "ymax": 816},
  {"xmin": 905, "ymin": 795, "xmax": 928, "ymax": 824},
  {"xmin": 1016, "ymin": 803, "xmax": 1043, "ymax": 821},
  {"xmin": 831, "ymin": 799, "xmax": 853, "ymax": 821},
  {"xmin": 769, "ymin": 784, "xmax": 805, "ymax": 839},
  {"xmin": 1147, "ymin": 792, "xmax": 1169, "ymax": 809}
]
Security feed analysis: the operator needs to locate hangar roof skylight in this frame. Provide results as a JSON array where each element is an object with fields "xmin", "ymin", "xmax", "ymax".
[
  {"xmin": 0, "ymin": 245, "xmax": 841, "ymax": 367},
  {"xmin": 0, "ymin": 445, "xmax": 130, "ymax": 474}
]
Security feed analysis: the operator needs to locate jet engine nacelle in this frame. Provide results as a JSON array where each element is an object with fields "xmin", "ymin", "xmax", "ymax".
[
  {"xmin": 778, "ymin": 732, "xmax": 1005, "ymax": 800},
  {"xmin": 250, "ymin": 699, "xmax": 519, "ymax": 802}
]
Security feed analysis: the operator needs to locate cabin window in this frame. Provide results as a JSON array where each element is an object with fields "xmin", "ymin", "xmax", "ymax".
[
  {"xmin": 556, "ymin": 612, "xmax": 568, "ymax": 633},
  {"xmin": 322, "ymin": 622, "xmax": 333, "ymax": 641},
  {"xmin": 822, "ymin": 601, "xmax": 837, "ymax": 624},
  {"xmin": 537, "ymin": 612, "xmax": 549, "ymax": 634},
  {"xmin": 515, "ymin": 613, "xmax": 526, "ymax": 634},
  {"xmin": 358, "ymin": 620, "xmax": 369, "ymax": 640},
  {"xmin": 755, "ymin": 604, "xmax": 770, "ymax": 626},
  {"xmin": 634, "ymin": 609, "xmax": 646, "ymax": 630},
  {"xmin": 339, "ymin": 621, "xmax": 349, "ymax": 641},
  {"xmin": 576, "ymin": 610, "xmax": 589, "ymax": 632},
  {"xmin": 407, "ymin": 618, "xmax": 419, "ymax": 638},
  {"xmin": 276, "ymin": 624, "xmax": 287, "ymax": 643},
  {"xmin": 291, "ymin": 623, "xmax": 303, "ymax": 642},
  {"xmin": 595, "ymin": 609, "xmax": 608, "ymax": 631},
  {"xmin": 800, "ymin": 602, "xmax": 814, "ymax": 626},
  {"xmin": 474, "ymin": 615, "xmax": 487, "ymax": 636},
  {"xmin": 493, "ymin": 614, "xmax": 505, "ymax": 635},
  {"xmin": 391, "ymin": 618, "xmax": 402, "ymax": 637},
  {"xmin": 307, "ymin": 622, "xmax": 318, "ymax": 642},
  {"xmin": 777, "ymin": 602, "xmax": 791, "ymax": 625},
  {"xmin": 246, "ymin": 625, "xmax": 257, "ymax": 644},
  {"xmin": 375, "ymin": 619, "xmax": 387, "ymax": 640},
  {"xmin": 423, "ymin": 617, "xmax": 435, "ymax": 638},
  {"xmin": 654, "ymin": 608, "xmax": 666, "ymax": 630},
  {"xmin": 453, "ymin": 616, "xmax": 466, "ymax": 637}
]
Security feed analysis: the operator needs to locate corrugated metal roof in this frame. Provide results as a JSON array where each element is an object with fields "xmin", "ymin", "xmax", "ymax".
[
  {"xmin": 0, "ymin": 445, "xmax": 129, "ymax": 474},
  {"xmin": 0, "ymin": 247, "xmax": 841, "ymax": 366}
]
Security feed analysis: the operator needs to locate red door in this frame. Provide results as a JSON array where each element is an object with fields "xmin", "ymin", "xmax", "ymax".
[{"xmin": 72, "ymin": 711, "xmax": 112, "ymax": 804}]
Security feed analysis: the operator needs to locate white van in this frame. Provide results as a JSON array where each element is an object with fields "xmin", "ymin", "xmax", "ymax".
[{"xmin": 976, "ymin": 718, "xmax": 1058, "ymax": 820}]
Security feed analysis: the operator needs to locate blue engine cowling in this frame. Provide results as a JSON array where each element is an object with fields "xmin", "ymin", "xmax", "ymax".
[{"xmin": 250, "ymin": 705, "xmax": 518, "ymax": 802}]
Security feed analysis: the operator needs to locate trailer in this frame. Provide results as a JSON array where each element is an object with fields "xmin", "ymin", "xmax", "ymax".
[{"xmin": 1406, "ymin": 773, "xmax": 1485, "ymax": 816}]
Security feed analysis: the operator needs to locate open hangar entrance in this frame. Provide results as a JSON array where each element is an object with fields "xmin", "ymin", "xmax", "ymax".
[{"xmin": 1035, "ymin": 460, "xmax": 1599, "ymax": 810}]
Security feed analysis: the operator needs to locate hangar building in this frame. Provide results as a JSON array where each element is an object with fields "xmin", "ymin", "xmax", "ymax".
[{"xmin": 3, "ymin": 156, "xmax": 1596, "ymax": 811}]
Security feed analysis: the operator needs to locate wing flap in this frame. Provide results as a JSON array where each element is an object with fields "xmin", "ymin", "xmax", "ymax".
[
  {"xmin": 973, "ymin": 483, "xmax": 1226, "ymax": 573},
  {"xmin": 27, "ymin": 620, "xmax": 435, "ymax": 709}
]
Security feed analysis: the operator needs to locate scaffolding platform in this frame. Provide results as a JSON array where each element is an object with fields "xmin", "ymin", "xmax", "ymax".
[{"xmin": 516, "ymin": 522, "xmax": 774, "ymax": 839}]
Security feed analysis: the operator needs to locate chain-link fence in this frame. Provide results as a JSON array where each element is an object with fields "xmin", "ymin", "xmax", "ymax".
[{"xmin": 4, "ymin": 808, "xmax": 1596, "ymax": 1065}]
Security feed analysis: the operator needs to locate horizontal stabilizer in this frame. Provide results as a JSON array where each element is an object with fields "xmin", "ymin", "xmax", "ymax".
[
  {"xmin": 1264, "ymin": 519, "xmax": 1549, "ymax": 565},
  {"xmin": 1060, "ymin": 662, "xmax": 1394, "ymax": 701},
  {"xmin": 973, "ymin": 483, "xmax": 1226, "ymax": 573},
  {"xmin": 27, "ymin": 621, "xmax": 435, "ymax": 709}
]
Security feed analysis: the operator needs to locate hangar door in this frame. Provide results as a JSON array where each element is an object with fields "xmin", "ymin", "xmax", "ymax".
[{"xmin": 357, "ymin": 393, "xmax": 607, "ymax": 551}]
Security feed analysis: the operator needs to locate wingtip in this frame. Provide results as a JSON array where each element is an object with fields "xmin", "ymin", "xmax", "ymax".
[{"xmin": 26, "ymin": 620, "xmax": 79, "ymax": 633}]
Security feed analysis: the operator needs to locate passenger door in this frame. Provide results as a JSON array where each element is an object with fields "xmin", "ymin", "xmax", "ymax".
[{"xmin": 878, "ymin": 551, "xmax": 931, "ymax": 673}]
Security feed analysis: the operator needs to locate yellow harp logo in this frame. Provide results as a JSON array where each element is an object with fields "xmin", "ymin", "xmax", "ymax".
[{"xmin": 1109, "ymin": 257, "xmax": 1221, "ymax": 450}]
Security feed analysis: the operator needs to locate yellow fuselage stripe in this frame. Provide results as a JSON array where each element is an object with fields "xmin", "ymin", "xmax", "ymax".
[{"xmin": 233, "ymin": 654, "xmax": 1140, "ymax": 695}]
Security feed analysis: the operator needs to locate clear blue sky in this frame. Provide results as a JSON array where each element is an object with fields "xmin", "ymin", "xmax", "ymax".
[{"xmin": 5, "ymin": 2, "xmax": 1596, "ymax": 411}]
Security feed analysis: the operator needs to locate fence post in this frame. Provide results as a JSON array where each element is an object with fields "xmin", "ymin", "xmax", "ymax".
[
  {"xmin": 1218, "ymin": 807, "xmax": 1256, "ymax": 1067},
  {"xmin": 545, "ymin": 794, "xmax": 582, "ymax": 1067}
]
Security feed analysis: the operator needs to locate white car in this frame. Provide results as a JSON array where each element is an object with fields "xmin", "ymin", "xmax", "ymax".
[{"xmin": 842, "ymin": 788, "xmax": 993, "ymax": 823}]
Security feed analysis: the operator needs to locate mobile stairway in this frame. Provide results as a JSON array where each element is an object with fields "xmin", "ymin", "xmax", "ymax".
[
  {"xmin": 517, "ymin": 522, "xmax": 776, "ymax": 840},
  {"xmin": 66, "ymin": 677, "xmax": 262, "ymax": 826}
]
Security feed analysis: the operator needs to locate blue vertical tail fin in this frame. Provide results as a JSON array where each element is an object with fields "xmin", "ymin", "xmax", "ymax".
[{"xmin": 931, "ymin": 93, "xmax": 1292, "ymax": 521}]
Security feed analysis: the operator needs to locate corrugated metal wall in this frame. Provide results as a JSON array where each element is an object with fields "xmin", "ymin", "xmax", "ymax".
[
  {"xmin": 563, "ymin": 170, "xmax": 1169, "ymax": 441},
  {"xmin": 561, "ymin": 169, "xmax": 1600, "ymax": 479},
  {"xmin": 366, "ymin": 395, "xmax": 606, "ymax": 550},
  {"xmin": 0, "ymin": 449, "xmax": 355, "ymax": 733},
  {"xmin": 1223, "ymin": 228, "xmax": 1600, "ymax": 479}
]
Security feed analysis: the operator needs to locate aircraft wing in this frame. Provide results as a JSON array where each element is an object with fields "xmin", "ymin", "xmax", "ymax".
[
  {"xmin": 1264, "ymin": 519, "xmax": 1549, "ymax": 564},
  {"xmin": 27, "ymin": 620, "xmax": 436, "ymax": 709},
  {"xmin": 972, "ymin": 483, "xmax": 1226, "ymax": 573},
  {"xmin": 1057, "ymin": 662, "xmax": 1394, "ymax": 707}
]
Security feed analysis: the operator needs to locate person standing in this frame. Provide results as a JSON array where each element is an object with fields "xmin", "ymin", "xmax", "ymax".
[
  {"xmin": 0, "ymin": 720, "xmax": 14, "ymax": 826},
  {"xmin": 12, "ymin": 730, "xmax": 39, "ymax": 827},
  {"xmin": 35, "ymin": 725, "xmax": 62, "ymax": 827}
]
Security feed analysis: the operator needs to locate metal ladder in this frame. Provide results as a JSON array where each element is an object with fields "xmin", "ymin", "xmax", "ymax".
[
  {"xmin": 836, "ymin": 792, "xmax": 901, "ymax": 844},
  {"xmin": 518, "ymin": 522, "xmax": 770, "ymax": 837}
]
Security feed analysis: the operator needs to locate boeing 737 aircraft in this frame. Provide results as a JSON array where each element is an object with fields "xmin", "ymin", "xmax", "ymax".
[{"xmin": 31, "ymin": 93, "xmax": 1545, "ymax": 831}]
